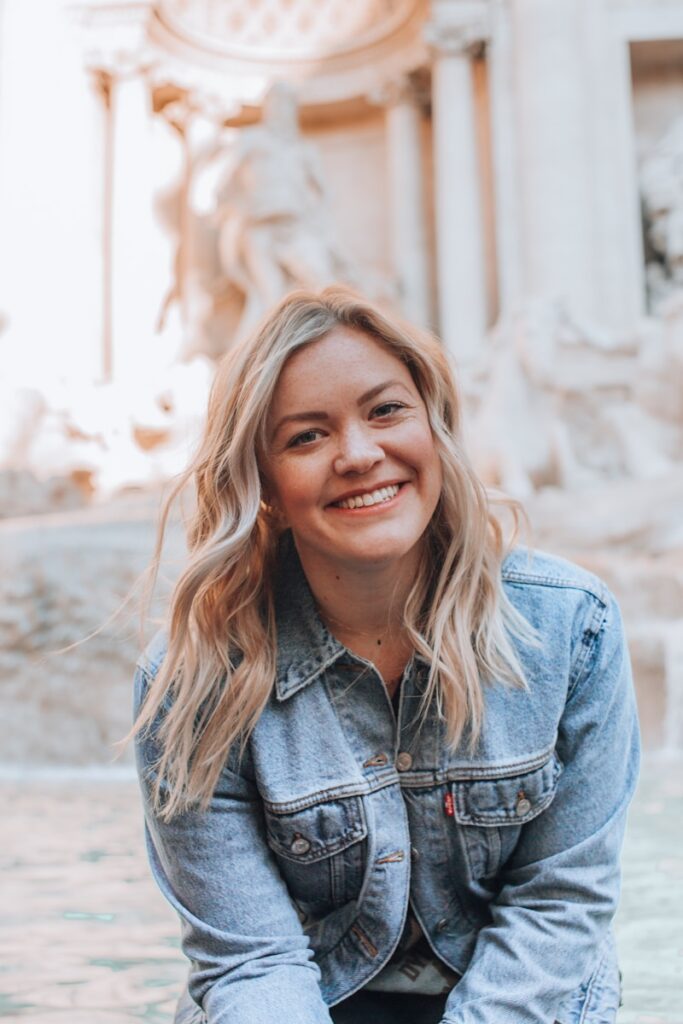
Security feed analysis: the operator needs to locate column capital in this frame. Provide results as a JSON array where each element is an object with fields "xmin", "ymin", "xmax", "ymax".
[
  {"xmin": 368, "ymin": 70, "xmax": 430, "ymax": 111},
  {"xmin": 424, "ymin": 20, "xmax": 489, "ymax": 59},
  {"xmin": 75, "ymin": 0, "xmax": 155, "ymax": 78}
]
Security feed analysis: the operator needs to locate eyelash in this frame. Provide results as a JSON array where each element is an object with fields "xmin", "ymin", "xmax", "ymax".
[{"xmin": 286, "ymin": 402, "xmax": 407, "ymax": 449}]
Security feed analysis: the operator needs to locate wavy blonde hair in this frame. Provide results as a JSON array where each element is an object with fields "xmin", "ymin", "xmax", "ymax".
[{"xmin": 132, "ymin": 286, "xmax": 534, "ymax": 820}]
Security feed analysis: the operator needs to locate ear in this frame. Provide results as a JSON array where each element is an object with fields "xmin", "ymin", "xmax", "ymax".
[
  {"xmin": 259, "ymin": 484, "xmax": 288, "ymax": 525},
  {"xmin": 271, "ymin": 500, "xmax": 289, "ymax": 525}
]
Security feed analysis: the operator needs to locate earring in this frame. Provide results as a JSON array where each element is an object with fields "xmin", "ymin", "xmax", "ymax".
[{"xmin": 261, "ymin": 497, "xmax": 286, "ymax": 524}]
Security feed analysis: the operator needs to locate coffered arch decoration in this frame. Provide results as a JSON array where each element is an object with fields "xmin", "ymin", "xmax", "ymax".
[
  {"xmin": 151, "ymin": 0, "xmax": 429, "ymax": 106},
  {"xmin": 157, "ymin": 0, "xmax": 419, "ymax": 59}
]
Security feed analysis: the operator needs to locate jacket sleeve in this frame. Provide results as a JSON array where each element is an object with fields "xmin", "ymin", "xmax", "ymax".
[
  {"xmin": 134, "ymin": 667, "xmax": 334, "ymax": 1024},
  {"xmin": 441, "ymin": 591, "xmax": 640, "ymax": 1024}
]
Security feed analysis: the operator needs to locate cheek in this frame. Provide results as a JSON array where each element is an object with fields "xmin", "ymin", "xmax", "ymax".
[
  {"xmin": 270, "ymin": 463, "xmax": 320, "ymax": 514},
  {"xmin": 414, "ymin": 433, "xmax": 443, "ymax": 511},
  {"xmin": 407, "ymin": 425, "xmax": 442, "ymax": 480}
]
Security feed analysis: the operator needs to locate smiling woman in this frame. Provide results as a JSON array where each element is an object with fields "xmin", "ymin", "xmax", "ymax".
[
  {"xmin": 262, "ymin": 328, "xmax": 443, "ymax": 687},
  {"xmin": 129, "ymin": 286, "xmax": 639, "ymax": 1024}
]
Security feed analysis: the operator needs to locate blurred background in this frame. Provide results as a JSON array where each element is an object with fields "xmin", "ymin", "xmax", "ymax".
[{"xmin": 1, "ymin": 0, "xmax": 682, "ymax": 1021}]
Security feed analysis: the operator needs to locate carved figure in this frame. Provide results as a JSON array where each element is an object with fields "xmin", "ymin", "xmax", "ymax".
[
  {"xmin": 213, "ymin": 82, "xmax": 353, "ymax": 339},
  {"xmin": 640, "ymin": 117, "xmax": 683, "ymax": 311},
  {"xmin": 469, "ymin": 300, "xmax": 678, "ymax": 499}
]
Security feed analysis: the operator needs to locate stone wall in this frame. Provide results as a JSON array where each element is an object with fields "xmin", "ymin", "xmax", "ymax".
[{"xmin": 0, "ymin": 498, "xmax": 184, "ymax": 767}]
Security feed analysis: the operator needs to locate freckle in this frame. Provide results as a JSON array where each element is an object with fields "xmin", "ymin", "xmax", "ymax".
[
  {"xmin": 377, "ymin": 639, "xmax": 382, "ymax": 646},
  {"xmin": 335, "ymin": 575, "xmax": 340, "ymax": 581}
]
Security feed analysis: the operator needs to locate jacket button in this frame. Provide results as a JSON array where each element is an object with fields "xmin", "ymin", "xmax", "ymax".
[
  {"xmin": 411, "ymin": 846, "xmax": 419, "ymax": 862},
  {"xmin": 436, "ymin": 917, "xmax": 449, "ymax": 933},
  {"xmin": 291, "ymin": 834, "xmax": 311, "ymax": 855},
  {"xmin": 515, "ymin": 796, "xmax": 532, "ymax": 816},
  {"xmin": 396, "ymin": 752, "xmax": 413, "ymax": 772}
]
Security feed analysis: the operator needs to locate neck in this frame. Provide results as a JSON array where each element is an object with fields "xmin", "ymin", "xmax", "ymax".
[{"xmin": 297, "ymin": 544, "xmax": 421, "ymax": 643}]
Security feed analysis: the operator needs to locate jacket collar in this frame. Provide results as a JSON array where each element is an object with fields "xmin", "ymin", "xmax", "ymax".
[{"xmin": 273, "ymin": 532, "xmax": 346, "ymax": 701}]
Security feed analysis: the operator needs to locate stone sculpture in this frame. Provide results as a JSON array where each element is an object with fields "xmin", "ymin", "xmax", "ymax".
[
  {"xmin": 640, "ymin": 117, "xmax": 683, "ymax": 312},
  {"xmin": 0, "ymin": 359, "xmax": 213, "ymax": 513},
  {"xmin": 468, "ymin": 299, "xmax": 681, "ymax": 500},
  {"xmin": 212, "ymin": 81, "xmax": 354, "ymax": 340}
]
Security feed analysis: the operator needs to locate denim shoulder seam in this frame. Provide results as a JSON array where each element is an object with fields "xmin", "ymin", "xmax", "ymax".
[
  {"xmin": 567, "ymin": 595, "xmax": 610, "ymax": 697},
  {"xmin": 135, "ymin": 661, "xmax": 152, "ymax": 682},
  {"xmin": 136, "ymin": 651, "xmax": 163, "ymax": 680},
  {"xmin": 502, "ymin": 569, "xmax": 609, "ymax": 607}
]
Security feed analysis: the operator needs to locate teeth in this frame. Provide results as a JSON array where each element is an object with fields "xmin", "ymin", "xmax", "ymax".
[{"xmin": 334, "ymin": 484, "xmax": 400, "ymax": 510}]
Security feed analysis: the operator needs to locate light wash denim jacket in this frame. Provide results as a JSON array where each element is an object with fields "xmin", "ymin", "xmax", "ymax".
[{"xmin": 134, "ymin": 538, "xmax": 640, "ymax": 1024}]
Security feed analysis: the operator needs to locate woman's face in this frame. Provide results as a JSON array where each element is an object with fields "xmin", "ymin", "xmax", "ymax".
[{"xmin": 263, "ymin": 327, "xmax": 443, "ymax": 576}]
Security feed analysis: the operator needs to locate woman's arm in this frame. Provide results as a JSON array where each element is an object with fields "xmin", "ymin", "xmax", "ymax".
[
  {"xmin": 134, "ymin": 667, "xmax": 334, "ymax": 1024},
  {"xmin": 440, "ymin": 591, "xmax": 640, "ymax": 1024}
]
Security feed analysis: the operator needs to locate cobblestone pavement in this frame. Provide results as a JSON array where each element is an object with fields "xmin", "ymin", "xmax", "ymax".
[{"xmin": 3, "ymin": 759, "xmax": 682, "ymax": 1023}]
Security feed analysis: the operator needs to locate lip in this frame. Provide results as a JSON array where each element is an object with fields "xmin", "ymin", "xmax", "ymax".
[
  {"xmin": 326, "ymin": 480, "xmax": 408, "ymax": 507},
  {"xmin": 326, "ymin": 481, "xmax": 409, "ymax": 514}
]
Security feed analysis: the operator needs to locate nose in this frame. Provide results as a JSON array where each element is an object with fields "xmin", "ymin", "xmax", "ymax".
[{"xmin": 333, "ymin": 423, "xmax": 385, "ymax": 476}]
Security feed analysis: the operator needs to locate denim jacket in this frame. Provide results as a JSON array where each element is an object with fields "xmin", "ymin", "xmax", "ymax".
[{"xmin": 134, "ymin": 540, "xmax": 640, "ymax": 1024}]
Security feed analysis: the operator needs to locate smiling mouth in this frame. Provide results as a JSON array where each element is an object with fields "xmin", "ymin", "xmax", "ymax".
[{"xmin": 331, "ymin": 483, "xmax": 402, "ymax": 510}]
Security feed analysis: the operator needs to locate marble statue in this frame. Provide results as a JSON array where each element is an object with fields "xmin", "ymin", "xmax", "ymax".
[
  {"xmin": 0, "ymin": 358, "xmax": 213, "ymax": 514},
  {"xmin": 212, "ymin": 82, "xmax": 354, "ymax": 340},
  {"xmin": 468, "ymin": 300, "xmax": 680, "ymax": 500},
  {"xmin": 640, "ymin": 117, "xmax": 683, "ymax": 312}
]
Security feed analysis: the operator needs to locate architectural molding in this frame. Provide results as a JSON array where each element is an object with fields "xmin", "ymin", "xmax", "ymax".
[
  {"xmin": 367, "ymin": 70, "xmax": 429, "ymax": 111},
  {"xmin": 72, "ymin": 0, "xmax": 155, "ymax": 76},
  {"xmin": 610, "ymin": 0, "xmax": 683, "ymax": 41},
  {"xmin": 423, "ymin": 19, "xmax": 489, "ymax": 58},
  {"xmin": 155, "ymin": 0, "xmax": 421, "ymax": 62}
]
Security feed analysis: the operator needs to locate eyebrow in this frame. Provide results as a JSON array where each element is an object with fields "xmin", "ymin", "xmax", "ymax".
[{"xmin": 271, "ymin": 379, "xmax": 407, "ymax": 437}]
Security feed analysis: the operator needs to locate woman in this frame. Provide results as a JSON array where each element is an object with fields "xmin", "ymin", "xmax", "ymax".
[{"xmin": 132, "ymin": 286, "xmax": 639, "ymax": 1024}]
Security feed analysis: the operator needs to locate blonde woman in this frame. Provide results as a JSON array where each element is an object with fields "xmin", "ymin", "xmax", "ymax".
[{"xmin": 132, "ymin": 287, "xmax": 639, "ymax": 1024}]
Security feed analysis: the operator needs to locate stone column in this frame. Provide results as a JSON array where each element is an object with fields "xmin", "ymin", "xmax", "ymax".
[
  {"xmin": 89, "ymin": 67, "xmax": 115, "ymax": 382},
  {"xmin": 581, "ymin": 0, "xmax": 645, "ymax": 326},
  {"xmin": 507, "ymin": 0, "xmax": 595, "ymax": 317},
  {"xmin": 487, "ymin": 0, "xmax": 520, "ymax": 315},
  {"xmin": 109, "ymin": 69, "xmax": 170, "ymax": 382},
  {"xmin": 426, "ymin": 22, "xmax": 488, "ymax": 364},
  {"xmin": 376, "ymin": 75, "xmax": 431, "ymax": 328}
]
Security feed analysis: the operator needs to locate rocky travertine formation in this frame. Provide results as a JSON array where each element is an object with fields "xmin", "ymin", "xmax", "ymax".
[{"xmin": 0, "ymin": 498, "xmax": 184, "ymax": 766}]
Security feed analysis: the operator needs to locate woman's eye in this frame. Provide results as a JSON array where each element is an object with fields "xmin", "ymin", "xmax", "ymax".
[
  {"xmin": 287, "ymin": 429, "xmax": 322, "ymax": 448},
  {"xmin": 372, "ymin": 401, "xmax": 405, "ymax": 418}
]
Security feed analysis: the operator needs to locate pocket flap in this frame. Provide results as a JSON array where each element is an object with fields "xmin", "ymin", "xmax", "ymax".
[
  {"xmin": 265, "ymin": 796, "xmax": 367, "ymax": 863},
  {"xmin": 453, "ymin": 756, "xmax": 562, "ymax": 827}
]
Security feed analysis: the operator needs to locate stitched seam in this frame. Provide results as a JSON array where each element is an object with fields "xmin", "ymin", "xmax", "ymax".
[
  {"xmin": 264, "ymin": 781, "xmax": 389, "ymax": 814},
  {"xmin": 267, "ymin": 824, "xmax": 367, "ymax": 863},
  {"xmin": 351, "ymin": 922, "xmax": 379, "ymax": 959},
  {"xmin": 275, "ymin": 649, "xmax": 347, "ymax": 701},
  {"xmin": 397, "ymin": 743, "xmax": 557, "ymax": 787},
  {"xmin": 578, "ymin": 948, "xmax": 607, "ymax": 1024},
  {"xmin": 502, "ymin": 571, "xmax": 609, "ymax": 606},
  {"xmin": 568, "ymin": 599, "xmax": 609, "ymax": 698}
]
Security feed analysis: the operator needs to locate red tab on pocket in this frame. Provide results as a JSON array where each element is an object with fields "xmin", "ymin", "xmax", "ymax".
[{"xmin": 443, "ymin": 791, "xmax": 455, "ymax": 817}]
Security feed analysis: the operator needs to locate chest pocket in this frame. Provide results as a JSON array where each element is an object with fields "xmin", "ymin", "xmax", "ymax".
[
  {"xmin": 452, "ymin": 755, "xmax": 562, "ymax": 879},
  {"xmin": 263, "ymin": 795, "xmax": 368, "ymax": 919}
]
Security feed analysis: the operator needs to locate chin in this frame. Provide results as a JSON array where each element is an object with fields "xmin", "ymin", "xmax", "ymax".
[{"xmin": 336, "ymin": 536, "xmax": 421, "ymax": 567}]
